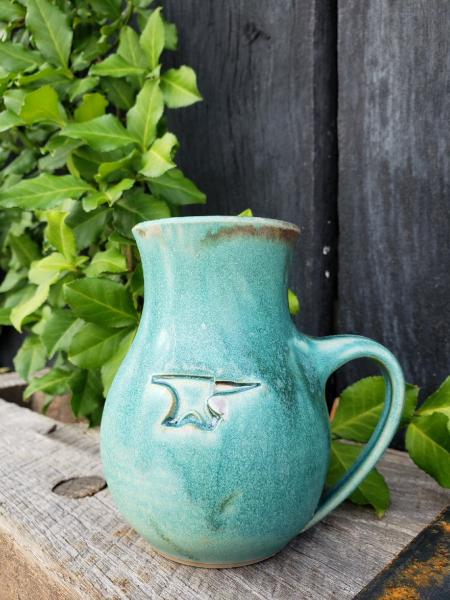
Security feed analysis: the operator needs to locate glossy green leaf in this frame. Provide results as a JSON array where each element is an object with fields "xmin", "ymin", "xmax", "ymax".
[
  {"xmin": 118, "ymin": 26, "xmax": 147, "ymax": 69},
  {"xmin": 8, "ymin": 233, "xmax": 40, "ymax": 267},
  {"xmin": 3, "ymin": 285, "xmax": 35, "ymax": 309},
  {"xmin": 140, "ymin": 132, "xmax": 178, "ymax": 178},
  {"xmin": 26, "ymin": 0, "xmax": 72, "ymax": 69},
  {"xmin": 70, "ymin": 368, "xmax": 103, "ymax": 425},
  {"xmin": 68, "ymin": 76, "xmax": 100, "ymax": 101},
  {"xmin": 64, "ymin": 277, "xmax": 138, "ymax": 328},
  {"xmin": 85, "ymin": 0, "xmax": 122, "ymax": 17},
  {"xmin": 0, "ymin": 307, "xmax": 12, "ymax": 326},
  {"xmin": 0, "ymin": 41, "xmax": 44, "ymax": 72},
  {"xmin": 130, "ymin": 263, "xmax": 143, "ymax": 295},
  {"xmin": 6, "ymin": 212, "xmax": 34, "ymax": 238},
  {"xmin": 163, "ymin": 21, "xmax": 178, "ymax": 51},
  {"xmin": 13, "ymin": 335, "xmax": 46, "ymax": 380},
  {"xmin": 0, "ymin": 2, "xmax": 25, "ymax": 22},
  {"xmin": 0, "ymin": 72, "xmax": 10, "ymax": 98},
  {"xmin": 84, "ymin": 179, "xmax": 134, "ymax": 211},
  {"xmin": 148, "ymin": 168, "xmax": 206, "ymax": 205},
  {"xmin": 95, "ymin": 150, "xmax": 137, "ymax": 183},
  {"xmin": 331, "ymin": 377, "xmax": 420, "ymax": 442},
  {"xmin": 28, "ymin": 252, "xmax": 77, "ymax": 285},
  {"xmin": 133, "ymin": 0, "xmax": 154, "ymax": 8},
  {"xmin": 327, "ymin": 441, "xmax": 390, "ymax": 517},
  {"xmin": 71, "ymin": 37, "xmax": 108, "ymax": 73},
  {"xmin": 90, "ymin": 53, "xmax": 146, "ymax": 78},
  {"xmin": 24, "ymin": 367, "xmax": 72, "ymax": 399},
  {"xmin": 43, "ymin": 211, "xmax": 77, "ymax": 259},
  {"xmin": 238, "ymin": 208, "xmax": 253, "ymax": 217},
  {"xmin": 2, "ymin": 153, "xmax": 36, "ymax": 182},
  {"xmin": 126, "ymin": 79, "xmax": 164, "ymax": 150},
  {"xmin": 113, "ymin": 191, "xmax": 170, "ymax": 238},
  {"xmin": 0, "ymin": 269, "xmax": 26, "ymax": 293},
  {"xmin": 44, "ymin": 135, "xmax": 79, "ymax": 154},
  {"xmin": 20, "ymin": 85, "xmax": 65, "ymax": 125},
  {"xmin": 39, "ymin": 138, "xmax": 82, "ymax": 172},
  {"xmin": 100, "ymin": 77, "xmax": 135, "ymax": 110},
  {"xmin": 101, "ymin": 327, "xmax": 135, "ymax": 395},
  {"xmin": 41, "ymin": 308, "xmax": 84, "ymax": 357},
  {"xmin": 140, "ymin": 7, "xmax": 165, "ymax": 70},
  {"xmin": 74, "ymin": 93, "xmax": 108, "ymax": 122},
  {"xmin": 67, "ymin": 146, "xmax": 99, "ymax": 180},
  {"xmin": 68, "ymin": 322, "xmax": 128, "ymax": 369},
  {"xmin": 31, "ymin": 305, "xmax": 52, "ymax": 336},
  {"xmin": 406, "ymin": 413, "xmax": 450, "ymax": 487},
  {"xmin": 0, "ymin": 110, "xmax": 23, "ymax": 132},
  {"xmin": 288, "ymin": 289, "xmax": 300, "ymax": 315},
  {"xmin": 61, "ymin": 114, "xmax": 138, "ymax": 152},
  {"xmin": 82, "ymin": 191, "xmax": 107, "ymax": 212},
  {"xmin": 17, "ymin": 67, "xmax": 67, "ymax": 88},
  {"xmin": 417, "ymin": 377, "xmax": 450, "ymax": 420},
  {"xmin": 105, "ymin": 178, "xmax": 135, "ymax": 204},
  {"xmin": 65, "ymin": 204, "xmax": 110, "ymax": 250},
  {"xmin": 160, "ymin": 66, "xmax": 202, "ymax": 108},
  {"xmin": 10, "ymin": 282, "xmax": 50, "ymax": 331},
  {"xmin": 85, "ymin": 246, "xmax": 127, "ymax": 277},
  {"xmin": 0, "ymin": 174, "xmax": 92, "ymax": 209},
  {"xmin": 3, "ymin": 89, "xmax": 25, "ymax": 115},
  {"xmin": 67, "ymin": 145, "xmax": 123, "ymax": 176},
  {"xmin": 109, "ymin": 231, "xmax": 136, "ymax": 246}
]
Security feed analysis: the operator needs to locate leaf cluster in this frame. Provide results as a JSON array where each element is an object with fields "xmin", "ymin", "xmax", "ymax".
[
  {"xmin": 329, "ymin": 375, "xmax": 450, "ymax": 516},
  {"xmin": 0, "ymin": 0, "xmax": 205, "ymax": 424}
]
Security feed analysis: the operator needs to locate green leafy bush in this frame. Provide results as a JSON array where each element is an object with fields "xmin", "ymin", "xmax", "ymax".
[
  {"xmin": 0, "ymin": 0, "xmax": 206, "ymax": 424},
  {"xmin": 329, "ymin": 375, "xmax": 450, "ymax": 515}
]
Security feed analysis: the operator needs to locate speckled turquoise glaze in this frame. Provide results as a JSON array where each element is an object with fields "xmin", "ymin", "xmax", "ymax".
[{"xmin": 101, "ymin": 216, "xmax": 405, "ymax": 567}]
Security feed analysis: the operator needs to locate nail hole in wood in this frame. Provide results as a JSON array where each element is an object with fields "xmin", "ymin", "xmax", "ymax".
[{"xmin": 52, "ymin": 476, "xmax": 107, "ymax": 499}]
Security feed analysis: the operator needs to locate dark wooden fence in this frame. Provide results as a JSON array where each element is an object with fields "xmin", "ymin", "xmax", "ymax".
[
  {"xmin": 1, "ymin": 1, "xmax": 449, "ymax": 401},
  {"xmin": 164, "ymin": 0, "xmax": 450, "ymax": 398}
]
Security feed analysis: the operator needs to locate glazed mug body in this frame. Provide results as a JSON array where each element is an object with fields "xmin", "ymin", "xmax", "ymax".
[{"xmin": 101, "ymin": 216, "xmax": 404, "ymax": 566}]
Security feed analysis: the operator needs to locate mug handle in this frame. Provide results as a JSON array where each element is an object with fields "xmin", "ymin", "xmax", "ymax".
[{"xmin": 301, "ymin": 334, "xmax": 405, "ymax": 532}]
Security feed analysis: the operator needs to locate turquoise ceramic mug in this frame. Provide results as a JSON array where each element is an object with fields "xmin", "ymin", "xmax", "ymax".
[{"xmin": 101, "ymin": 216, "xmax": 404, "ymax": 567}]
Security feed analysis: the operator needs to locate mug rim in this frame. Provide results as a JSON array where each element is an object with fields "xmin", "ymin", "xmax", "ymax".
[{"xmin": 132, "ymin": 215, "xmax": 300, "ymax": 236}]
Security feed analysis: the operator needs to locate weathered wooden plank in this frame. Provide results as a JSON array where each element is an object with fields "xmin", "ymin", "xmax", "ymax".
[
  {"xmin": 337, "ymin": 0, "xmax": 450, "ymax": 396},
  {"xmin": 162, "ymin": 0, "xmax": 338, "ymax": 336},
  {"xmin": 0, "ymin": 399, "xmax": 448, "ymax": 600}
]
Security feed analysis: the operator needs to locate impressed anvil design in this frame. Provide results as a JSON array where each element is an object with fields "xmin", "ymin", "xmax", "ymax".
[{"xmin": 151, "ymin": 374, "xmax": 260, "ymax": 431}]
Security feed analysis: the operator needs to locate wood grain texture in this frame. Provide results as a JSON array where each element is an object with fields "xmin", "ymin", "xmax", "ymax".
[
  {"xmin": 0, "ymin": 399, "xmax": 448, "ymax": 600},
  {"xmin": 161, "ymin": 0, "xmax": 338, "ymax": 336},
  {"xmin": 337, "ymin": 0, "xmax": 450, "ymax": 396}
]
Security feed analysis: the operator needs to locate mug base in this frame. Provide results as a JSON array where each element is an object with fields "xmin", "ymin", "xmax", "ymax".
[{"xmin": 152, "ymin": 546, "xmax": 276, "ymax": 568}]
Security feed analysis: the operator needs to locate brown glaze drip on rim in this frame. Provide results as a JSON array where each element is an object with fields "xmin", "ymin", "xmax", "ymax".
[
  {"xmin": 133, "ymin": 218, "xmax": 300, "ymax": 244},
  {"xmin": 134, "ymin": 224, "xmax": 163, "ymax": 238},
  {"xmin": 201, "ymin": 224, "xmax": 300, "ymax": 245}
]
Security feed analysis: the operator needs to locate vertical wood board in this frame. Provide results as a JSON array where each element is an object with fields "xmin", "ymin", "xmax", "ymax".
[
  {"xmin": 162, "ymin": 0, "xmax": 338, "ymax": 336},
  {"xmin": 337, "ymin": 0, "xmax": 450, "ymax": 396}
]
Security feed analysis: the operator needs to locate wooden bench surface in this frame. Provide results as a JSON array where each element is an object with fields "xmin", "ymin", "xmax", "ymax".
[{"xmin": 0, "ymin": 398, "xmax": 448, "ymax": 600}]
